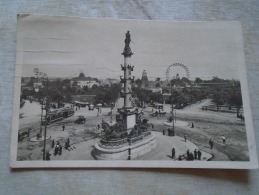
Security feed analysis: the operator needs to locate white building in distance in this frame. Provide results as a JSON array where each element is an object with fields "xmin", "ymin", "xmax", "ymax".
[{"xmin": 71, "ymin": 72, "xmax": 100, "ymax": 88}]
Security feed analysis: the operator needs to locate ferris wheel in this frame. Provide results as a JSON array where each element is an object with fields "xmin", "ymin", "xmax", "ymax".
[{"xmin": 165, "ymin": 63, "xmax": 190, "ymax": 81}]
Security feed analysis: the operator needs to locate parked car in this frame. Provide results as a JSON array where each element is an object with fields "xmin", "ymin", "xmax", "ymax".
[
  {"xmin": 74, "ymin": 115, "xmax": 86, "ymax": 124},
  {"xmin": 88, "ymin": 104, "xmax": 94, "ymax": 111}
]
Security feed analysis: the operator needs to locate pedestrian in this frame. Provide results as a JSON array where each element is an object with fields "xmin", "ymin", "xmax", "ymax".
[
  {"xmin": 188, "ymin": 152, "xmax": 194, "ymax": 161},
  {"xmin": 62, "ymin": 124, "xmax": 65, "ymax": 131},
  {"xmin": 198, "ymin": 150, "xmax": 202, "ymax": 160},
  {"xmin": 59, "ymin": 146, "xmax": 62, "ymax": 155},
  {"xmin": 46, "ymin": 151, "xmax": 51, "ymax": 160},
  {"xmin": 97, "ymin": 124, "xmax": 100, "ymax": 130},
  {"xmin": 194, "ymin": 149, "xmax": 198, "ymax": 160},
  {"xmin": 209, "ymin": 139, "xmax": 214, "ymax": 149},
  {"xmin": 191, "ymin": 123, "xmax": 194, "ymax": 128},
  {"xmin": 172, "ymin": 148, "xmax": 175, "ymax": 159},
  {"xmin": 186, "ymin": 149, "xmax": 190, "ymax": 159},
  {"xmin": 65, "ymin": 141, "xmax": 69, "ymax": 150},
  {"xmin": 67, "ymin": 138, "xmax": 70, "ymax": 147},
  {"xmin": 222, "ymin": 135, "xmax": 226, "ymax": 144},
  {"xmin": 205, "ymin": 107, "xmax": 208, "ymax": 111},
  {"xmin": 51, "ymin": 139, "xmax": 55, "ymax": 148},
  {"xmin": 54, "ymin": 145, "xmax": 59, "ymax": 156},
  {"xmin": 184, "ymin": 133, "xmax": 187, "ymax": 142},
  {"xmin": 163, "ymin": 129, "xmax": 165, "ymax": 135},
  {"xmin": 27, "ymin": 128, "xmax": 31, "ymax": 139},
  {"xmin": 128, "ymin": 148, "xmax": 131, "ymax": 160}
]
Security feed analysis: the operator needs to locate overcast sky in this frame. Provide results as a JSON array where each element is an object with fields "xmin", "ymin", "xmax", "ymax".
[{"xmin": 17, "ymin": 15, "xmax": 245, "ymax": 81}]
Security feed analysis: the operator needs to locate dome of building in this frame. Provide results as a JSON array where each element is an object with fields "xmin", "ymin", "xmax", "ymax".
[{"xmin": 79, "ymin": 72, "xmax": 85, "ymax": 78}]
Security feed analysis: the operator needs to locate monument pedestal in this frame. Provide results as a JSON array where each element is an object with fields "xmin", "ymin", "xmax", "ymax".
[{"xmin": 94, "ymin": 133, "xmax": 156, "ymax": 160}]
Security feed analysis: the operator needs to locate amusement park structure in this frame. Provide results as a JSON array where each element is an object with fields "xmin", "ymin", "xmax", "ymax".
[
  {"xmin": 166, "ymin": 63, "xmax": 190, "ymax": 81},
  {"xmin": 93, "ymin": 31, "xmax": 156, "ymax": 160}
]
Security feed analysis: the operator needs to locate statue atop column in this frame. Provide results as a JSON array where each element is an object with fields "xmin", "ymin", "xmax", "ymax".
[
  {"xmin": 122, "ymin": 31, "xmax": 133, "ymax": 56},
  {"xmin": 125, "ymin": 31, "xmax": 131, "ymax": 47}
]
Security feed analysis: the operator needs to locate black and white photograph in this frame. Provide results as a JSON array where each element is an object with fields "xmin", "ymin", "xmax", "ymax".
[{"xmin": 10, "ymin": 14, "xmax": 258, "ymax": 168}]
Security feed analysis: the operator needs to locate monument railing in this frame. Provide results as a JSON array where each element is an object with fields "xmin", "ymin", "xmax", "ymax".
[
  {"xmin": 100, "ymin": 131, "xmax": 152, "ymax": 147},
  {"xmin": 128, "ymin": 131, "xmax": 151, "ymax": 145},
  {"xmin": 100, "ymin": 138, "xmax": 128, "ymax": 147}
]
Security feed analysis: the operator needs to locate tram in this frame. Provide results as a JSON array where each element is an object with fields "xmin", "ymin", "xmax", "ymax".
[{"xmin": 42, "ymin": 107, "xmax": 75, "ymax": 125}]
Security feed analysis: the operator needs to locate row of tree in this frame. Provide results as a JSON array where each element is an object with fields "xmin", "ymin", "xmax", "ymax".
[
  {"xmin": 21, "ymin": 76, "xmax": 243, "ymax": 114},
  {"xmin": 132, "ymin": 77, "xmax": 243, "ymax": 115},
  {"xmin": 21, "ymin": 78, "xmax": 121, "ymax": 106}
]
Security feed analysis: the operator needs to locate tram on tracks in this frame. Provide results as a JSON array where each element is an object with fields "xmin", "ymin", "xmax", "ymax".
[{"xmin": 42, "ymin": 107, "xmax": 75, "ymax": 125}]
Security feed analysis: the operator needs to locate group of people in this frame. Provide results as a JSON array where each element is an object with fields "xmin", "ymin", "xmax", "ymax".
[
  {"xmin": 179, "ymin": 149, "xmax": 202, "ymax": 161},
  {"xmin": 163, "ymin": 128, "xmax": 175, "ymax": 137},
  {"xmin": 46, "ymin": 138, "xmax": 73, "ymax": 160},
  {"xmin": 52, "ymin": 140, "xmax": 62, "ymax": 156}
]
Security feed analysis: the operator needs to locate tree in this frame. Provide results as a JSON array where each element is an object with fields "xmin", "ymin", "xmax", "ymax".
[
  {"xmin": 228, "ymin": 81, "xmax": 242, "ymax": 116},
  {"xmin": 195, "ymin": 77, "xmax": 203, "ymax": 84},
  {"xmin": 212, "ymin": 88, "xmax": 227, "ymax": 111},
  {"xmin": 135, "ymin": 78, "xmax": 142, "ymax": 88},
  {"xmin": 94, "ymin": 83, "xmax": 121, "ymax": 105},
  {"xmin": 83, "ymin": 85, "xmax": 89, "ymax": 92},
  {"xmin": 150, "ymin": 92, "xmax": 163, "ymax": 103},
  {"xmin": 133, "ymin": 88, "xmax": 152, "ymax": 107}
]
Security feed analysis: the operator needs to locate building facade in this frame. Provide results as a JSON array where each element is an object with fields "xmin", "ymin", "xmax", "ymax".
[{"xmin": 71, "ymin": 72, "xmax": 100, "ymax": 88}]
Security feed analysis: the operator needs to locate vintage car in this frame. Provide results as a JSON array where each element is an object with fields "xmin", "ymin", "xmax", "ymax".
[
  {"xmin": 74, "ymin": 115, "xmax": 86, "ymax": 124},
  {"xmin": 88, "ymin": 104, "xmax": 94, "ymax": 111}
]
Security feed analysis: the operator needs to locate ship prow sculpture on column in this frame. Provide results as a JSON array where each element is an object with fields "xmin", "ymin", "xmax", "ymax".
[{"xmin": 94, "ymin": 31, "xmax": 157, "ymax": 160}]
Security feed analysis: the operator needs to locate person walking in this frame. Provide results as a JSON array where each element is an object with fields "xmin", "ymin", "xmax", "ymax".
[
  {"xmin": 163, "ymin": 129, "xmax": 165, "ymax": 135},
  {"xmin": 62, "ymin": 124, "xmax": 65, "ymax": 131},
  {"xmin": 46, "ymin": 151, "xmax": 51, "ymax": 160},
  {"xmin": 191, "ymin": 123, "xmax": 194, "ymax": 128},
  {"xmin": 172, "ymin": 148, "xmax": 175, "ymax": 159},
  {"xmin": 54, "ymin": 145, "xmax": 59, "ymax": 156},
  {"xmin": 184, "ymin": 133, "xmax": 187, "ymax": 142},
  {"xmin": 222, "ymin": 135, "xmax": 226, "ymax": 144},
  {"xmin": 209, "ymin": 139, "xmax": 214, "ymax": 149},
  {"xmin": 198, "ymin": 150, "xmax": 202, "ymax": 160},
  {"xmin": 186, "ymin": 149, "xmax": 190, "ymax": 159},
  {"xmin": 51, "ymin": 139, "xmax": 55, "ymax": 148},
  {"xmin": 27, "ymin": 128, "xmax": 31, "ymax": 140},
  {"xmin": 194, "ymin": 149, "xmax": 198, "ymax": 160},
  {"xmin": 59, "ymin": 145, "xmax": 62, "ymax": 155}
]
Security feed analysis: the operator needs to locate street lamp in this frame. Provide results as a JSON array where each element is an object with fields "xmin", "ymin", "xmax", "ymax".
[
  {"xmin": 34, "ymin": 87, "xmax": 43, "ymax": 138},
  {"xmin": 110, "ymin": 102, "xmax": 114, "ymax": 123},
  {"xmin": 33, "ymin": 68, "xmax": 49, "ymax": 160},
  {"xmin": 171, "ymin": 80, "xmax": 175, "ymax": 132}
]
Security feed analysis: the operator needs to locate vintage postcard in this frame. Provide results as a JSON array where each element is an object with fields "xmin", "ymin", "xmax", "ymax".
[{"xmin": 10, "ymin": 14, "xmax": 258, "ymax": 168}]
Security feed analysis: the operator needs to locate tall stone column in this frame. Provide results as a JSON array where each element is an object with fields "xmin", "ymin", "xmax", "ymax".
[{"xmin": 121, "ymin": 31, "xmax": 134, "ymax": 109}]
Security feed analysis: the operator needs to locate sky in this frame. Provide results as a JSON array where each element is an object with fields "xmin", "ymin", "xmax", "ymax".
[{"xmin": 17, "ymin": 15, "xmax": 245, "ymax": 81}]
